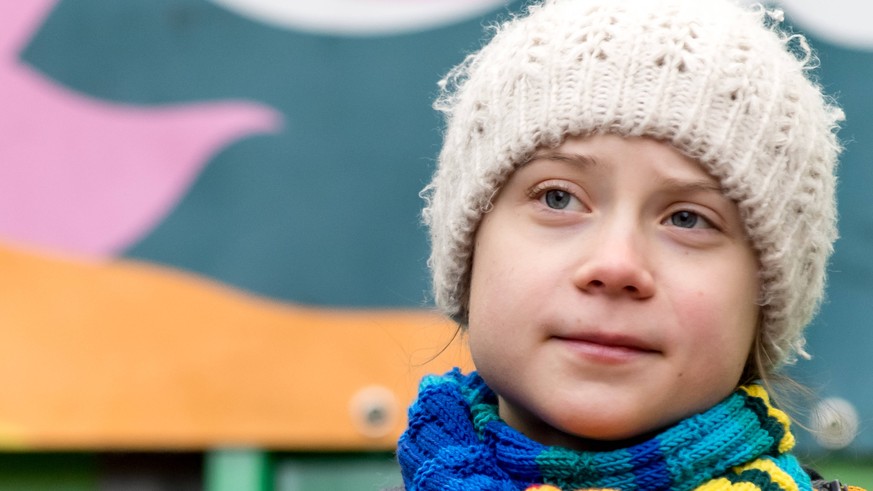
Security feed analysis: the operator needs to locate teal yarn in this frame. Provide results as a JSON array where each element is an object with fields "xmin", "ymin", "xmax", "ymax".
[{"xmin": 397, "ymin": 369, "xmax": 813, "ymax": 491}]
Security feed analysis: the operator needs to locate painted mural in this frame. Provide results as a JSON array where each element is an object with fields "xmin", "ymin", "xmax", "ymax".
[{"xmin": 0, "ymin": 0, "xmax": 871, "ymax": 451}]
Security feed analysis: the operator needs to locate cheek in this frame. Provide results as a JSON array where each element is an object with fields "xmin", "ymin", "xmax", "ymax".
[
  {"xmin": 673, "ymin": 283, "xmax": 758, "ymax": 373},
  {"xmin": 689, "ymin": 298, "xmax": 755, "ymax": 349},
  {"xmin": 469, "ymin": 246, "xmax": 562, "ymax": 328},
  {"xmin": 719, "ymin": 260, "xmax": 761, "ymax": 349},
  {"xmin": 467, "ymin": 238, "xmax": 511, "ymax": 349},
  {"xmin": 469, "ymin": 226, "xmax": 531, "ymax": 319},
  {"xmin": 468, "ymin": 256, "xmax": 527, "ymax": 334},
  {"xmin": 684, "ymin": 248, "xmax": 759, "ymax": 327},
  {"xmin": 467, "ymin": 232, "xmax": 554, "ymax": 357}
]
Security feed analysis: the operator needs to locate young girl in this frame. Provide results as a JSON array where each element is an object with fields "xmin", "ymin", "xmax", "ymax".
[{"xmin": 398, "ymin": 0, "xmax": 848, "ymax": 489}]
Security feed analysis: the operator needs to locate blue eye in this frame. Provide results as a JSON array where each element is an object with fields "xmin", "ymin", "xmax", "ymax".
[
  {"xmin": 670, "ymin": 210, "xmax": 702, "ymax": 228},
  {"xmin": 544, "ymin": 189, "xmax": 572, "ymax": 209}
]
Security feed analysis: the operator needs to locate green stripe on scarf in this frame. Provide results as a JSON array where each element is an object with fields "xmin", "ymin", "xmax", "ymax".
[{"xmin": 397, "ymin": 369, "xmax": 813, "ymax": 491}]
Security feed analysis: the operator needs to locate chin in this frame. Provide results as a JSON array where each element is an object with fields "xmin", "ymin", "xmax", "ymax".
[
  {"xmin": 551, "ymin": 414, "xmax": 668, "ymax": 450},
  {"xmin": 555, "ymin": 425, "xmax": 663, "ymax": 452}
]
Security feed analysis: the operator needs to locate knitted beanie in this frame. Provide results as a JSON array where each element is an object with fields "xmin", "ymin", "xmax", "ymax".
[{"xmin": 422, "ymin": 0, "xmax": 843, "ymax": 369}]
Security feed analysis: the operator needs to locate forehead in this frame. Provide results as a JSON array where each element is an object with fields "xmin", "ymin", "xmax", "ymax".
[{"xmin": 521, "ymin": 134, "xmax": 723, "ymax": 190}]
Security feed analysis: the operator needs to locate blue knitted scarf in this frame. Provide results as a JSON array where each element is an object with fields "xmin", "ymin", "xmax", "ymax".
[{"xmin": 397, "ymin": 369, "xmax": 813, "ymax": 491}]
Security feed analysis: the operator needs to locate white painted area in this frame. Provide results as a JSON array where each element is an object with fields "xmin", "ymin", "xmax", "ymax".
[
  {"xmin": 779, "ymin": 0, "xmax": 873, "ymax": 48},
  {"xmin": 349, "ymin": 385, "xmax": 398, "ymax": 439},
  {"xmin": 208, "ymin": 0, "xmax": 509, "ymax": 36},
  {"xmin": 706, "ymin": 0, "xmax": 873, "ymax": 49},
  {"xmin": 811, "ymin": 397, "xmax": 860, "ymax": 450},
  {"xmin": 209, "ymin": 0, "xmax": 873, "ymax": 49}
]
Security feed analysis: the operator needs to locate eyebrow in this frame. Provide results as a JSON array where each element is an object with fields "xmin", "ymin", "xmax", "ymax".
[
  {"xmin": 656, "ymin": 177, "xmax": 724, "ymax": 195},
  {"xmin": 528, "ymin": 150, "xmax": 725, "ymax": 195},
  {"xmin": 526, "ymin": 151, "xmax": 600, "ymax": 168}
]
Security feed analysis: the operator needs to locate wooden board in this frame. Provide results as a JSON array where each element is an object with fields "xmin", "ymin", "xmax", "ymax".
[{"xmin": 0, "ymin": 243, "xmax": 472, "ymax": 450}]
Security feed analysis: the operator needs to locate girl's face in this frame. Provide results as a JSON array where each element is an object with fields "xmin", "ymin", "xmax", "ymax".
[{"xmin": 467, "ymin": 134, "xmax": 759, "ymax": 450}]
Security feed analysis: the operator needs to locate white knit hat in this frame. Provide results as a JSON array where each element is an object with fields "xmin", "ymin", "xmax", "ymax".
[{"xmin": 422, "ymin": 0, "xmax": 843, "ymax": 369}]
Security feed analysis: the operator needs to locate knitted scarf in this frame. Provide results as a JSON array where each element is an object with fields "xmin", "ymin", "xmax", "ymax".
[{"xmin": 397, "ymin": 369, "xmax": 812, "ymax": 491}]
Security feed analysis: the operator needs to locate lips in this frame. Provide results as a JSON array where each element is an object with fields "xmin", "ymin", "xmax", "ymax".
[{"xmin": 553, "ymin": 332, "xmax": 660, "ymax": 363}]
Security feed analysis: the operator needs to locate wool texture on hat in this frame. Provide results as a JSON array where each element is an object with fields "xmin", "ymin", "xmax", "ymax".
[{"xmin": 421, "ymin": 0, "xmax": 843, "ymax": 369}]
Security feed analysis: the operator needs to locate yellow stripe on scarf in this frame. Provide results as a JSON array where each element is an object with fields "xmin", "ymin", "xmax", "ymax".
[
  {"xmin": 525, "ymin": 486, "xmax": 618, "ymax": 491},
  {"xmin": 740, "ymin": 385, "xmax": 795, "ymax": 453},
  {"xmin": 693, "ymin": 482, "xmax": 762, "ymax": 491},
  {"xmin": 742, "ymin": 459, "xmax": 800, "ymax": 491},
  {"xmin": 691, "ymin": 458, "xmax": 800, "ymax": 491}
]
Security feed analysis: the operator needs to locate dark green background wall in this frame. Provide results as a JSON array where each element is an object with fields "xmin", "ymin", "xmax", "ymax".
[{"xmin": 10, "ymin": 0, "xmax": 873, "ymax": 455}]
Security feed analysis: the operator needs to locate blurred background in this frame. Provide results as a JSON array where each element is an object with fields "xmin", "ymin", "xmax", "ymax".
[{"xmin": 0, "ymin": 0, "xmax": 871, "ymax": 489}]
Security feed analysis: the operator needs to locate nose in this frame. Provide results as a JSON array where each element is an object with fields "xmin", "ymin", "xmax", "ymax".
[{"xmin": 572, "ymin": 225, "xmax": 655, "ymax": 300}]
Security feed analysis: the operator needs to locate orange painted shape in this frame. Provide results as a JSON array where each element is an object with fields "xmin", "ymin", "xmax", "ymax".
[{"xmin": 0, "ymin": 243, "xmax": 472, "ymax": 450}]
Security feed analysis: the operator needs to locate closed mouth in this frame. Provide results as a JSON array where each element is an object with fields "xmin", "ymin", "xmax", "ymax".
[{"xmin": 553, "ymin": 332, "xmax": 661, "ymax": 359}]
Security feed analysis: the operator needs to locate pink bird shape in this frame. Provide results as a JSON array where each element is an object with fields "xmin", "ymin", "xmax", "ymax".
[{"xmin": 0, "ymin": 0, "xmax": 283, "ymax": 257}]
